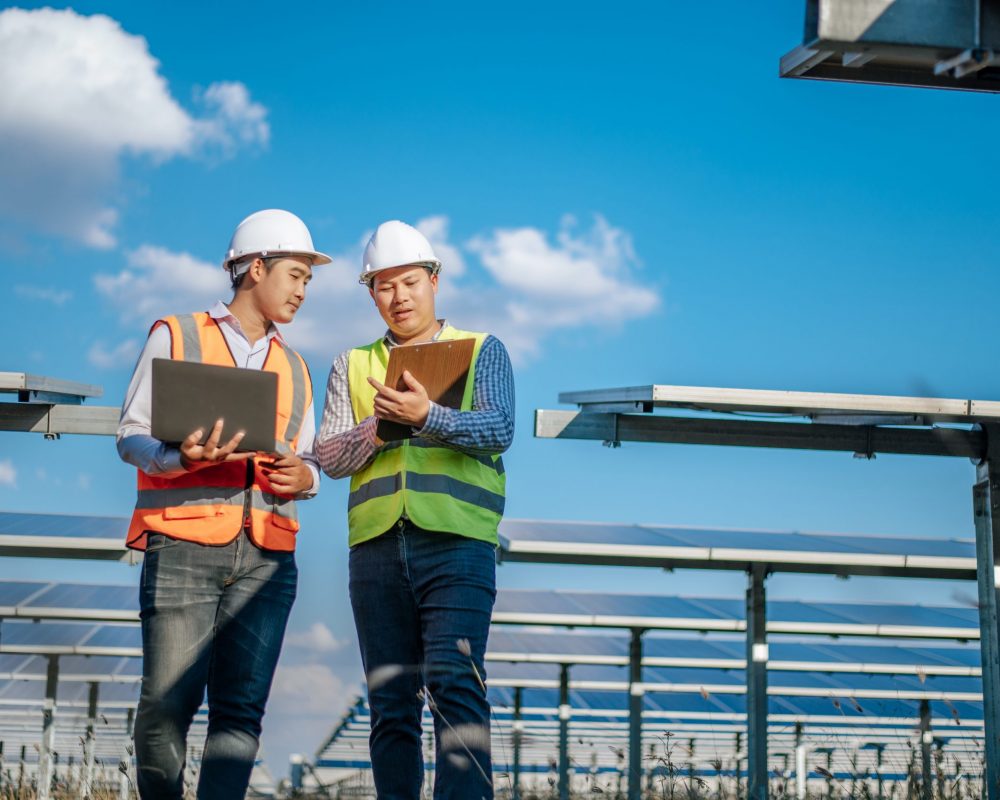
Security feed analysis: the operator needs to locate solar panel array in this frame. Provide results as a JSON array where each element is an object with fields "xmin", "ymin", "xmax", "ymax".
[
  {"xmin": 0, "ymin": 577, "xmax": 280, "ymax": 796},
  {"xmin": 0, "ymin": 511, "xmax": 986, "ymax": 795},
  {"xmin": 316, "ymin": 684, "xmax": 983, "ymax": 791},
  {"xmin": 314, "ymin": 619, "xmax": 987, "ymax": 791}
]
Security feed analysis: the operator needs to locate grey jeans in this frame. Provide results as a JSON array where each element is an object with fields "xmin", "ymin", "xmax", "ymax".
[{"xmin": 134, "ymin": 531, "xmax": 296, "ymax": 800}]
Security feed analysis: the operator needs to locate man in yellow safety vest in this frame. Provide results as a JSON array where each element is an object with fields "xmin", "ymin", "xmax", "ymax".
[{"xmin": 316, "ymin": 219, "xmax": 515, "ymax": 799}]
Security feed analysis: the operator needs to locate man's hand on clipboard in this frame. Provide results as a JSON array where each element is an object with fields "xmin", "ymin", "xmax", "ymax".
[{"xmin": 368, "ymin": 370, "xmax": 430, "ymax": 429}]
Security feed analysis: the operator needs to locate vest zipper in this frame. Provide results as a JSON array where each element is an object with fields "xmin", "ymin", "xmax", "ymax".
[
  {"xmin": 242, "ymin": 458, "xmax": 254, "ymax": 529},
  {"xmin": 400, "ymin": 440, "xmax": 408, "ymax": 519}
]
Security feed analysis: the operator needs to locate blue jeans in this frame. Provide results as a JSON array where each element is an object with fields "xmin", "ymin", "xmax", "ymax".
[
  {"xmin": 134, "ymin": 532, "xmax": 296, "ymax": 800},
  {"xmin": 349, "ymin": 521, "xmax": 497, "ymax": 800}
]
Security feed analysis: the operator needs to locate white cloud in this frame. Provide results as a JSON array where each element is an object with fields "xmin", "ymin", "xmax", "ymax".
[
  {"xmin": 295, "ymin": 214, "xmax": 660, "ymax": 364},
  {"xmin": 263, "ymin": 662, "xmax": 357, "ymax": 780},
  {"xmin": 270, "ymin": 663, "xmax": 347, "ymax": 717},
  {"xmin": 0, "ymin": 7, "xmax": 269, "ymax": 248},
  {"xmin": 285, "ymin": 622, "xmax": 347, "ymax": 654},
  {"xmin": 194, "ymin": 81, "xmax": 270, "ymax": 158},
  {"xmin": 14, "ymin": 285, "xmax": 72, "ymax": 306},
  {"xmin": 94, "ymin": 214, "xmax": 661, "ymax": 366},
  {"xmin": 0, "ymin": 460, "xmax": 16, "ymax": 488},
  {"xmin": 458, "ymin": 215, "xmax": 660, "ymax": 361},
  {"xmin": 467, "ymin": 213, "xmax": 659, "ymax": 327},
  {"xmin": 417, "ymin": 215, "xmax": 466, "ymax": 277},
  {"xmin": 93, "ymin": 245, "xmax": 226, "ymax": 323},
  {"xmin": 87, "ymin": 339, "xmax": 141, "ymax": 370}
]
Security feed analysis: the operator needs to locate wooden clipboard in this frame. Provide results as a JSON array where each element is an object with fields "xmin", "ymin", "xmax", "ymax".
[{"xmin": 376, "ymin": 338, "xmax": 476, "ymax": 442}]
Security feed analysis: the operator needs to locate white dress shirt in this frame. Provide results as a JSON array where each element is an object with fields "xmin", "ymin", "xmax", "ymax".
[{"xmin": 117, "ymin": 301, "xmax": 320, "ymax": 495}]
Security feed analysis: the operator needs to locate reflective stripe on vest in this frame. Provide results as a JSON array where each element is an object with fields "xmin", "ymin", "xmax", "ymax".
[
  {"xmin": 279, "ymin": 347, "xmax": 309, "ymax": 455},
  {"xmin": 134, "ymin": 486, "xmax": 298, "ymax": 525},
  {"xmin": 127, "ymin": 312, "xmax": 311, "ymax": 551},
  {"xmin": 175, "ymin": 313, "xmax": 203, "ymax": 362},
  {"xmin": 346, "ymin": 325, "xmax": 505, "ymax": 547}
]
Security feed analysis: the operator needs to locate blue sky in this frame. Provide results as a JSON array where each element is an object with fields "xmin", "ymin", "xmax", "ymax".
[{"xmin": 2, "ymin": 0, "xmax": 999, "ymax": 776}]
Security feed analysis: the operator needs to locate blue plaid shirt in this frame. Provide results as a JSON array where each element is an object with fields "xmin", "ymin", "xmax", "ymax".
[{"xmin": 315, "ymin": 321, "xmax": 515, "ymax": 479}]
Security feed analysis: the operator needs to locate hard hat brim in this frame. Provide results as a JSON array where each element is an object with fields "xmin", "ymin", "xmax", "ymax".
[
  {"xmin": 358, "ymin": 260, "xmax": 441, "ymax": 285},
  {"xmin": 223, "ymin": 249, "xmax": 333, "ymax": 271}
]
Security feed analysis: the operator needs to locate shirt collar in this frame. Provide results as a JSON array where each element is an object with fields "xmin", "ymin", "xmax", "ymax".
[
  {"xmin": 383, "ymin": 319, "xmax": 448, "ymax": 348},
  {"xmin": 209, "ymin": 300, "xmax": 285, "ymax": 345}
]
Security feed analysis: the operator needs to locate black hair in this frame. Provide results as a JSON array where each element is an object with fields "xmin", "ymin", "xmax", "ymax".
[{"xmin": 229, "ymin": 257, "xmax": 276, "ymax": 291}]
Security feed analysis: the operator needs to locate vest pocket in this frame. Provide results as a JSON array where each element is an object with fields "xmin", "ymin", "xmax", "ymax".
[
  {"xmin": 270, "ymin": 513, "xmax": 299, "ymax": 532},
  {"xmin": 162, "ymin": 505, "xmax": 225, "ymax": 520},
  {"xmin": 265, "ymin": 494, "xmax": 299, "ymax": 532}
]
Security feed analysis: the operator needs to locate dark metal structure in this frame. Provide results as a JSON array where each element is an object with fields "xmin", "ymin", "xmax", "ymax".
[
  {"xmin": 781, "ymin": 0, "xmax": 1000, "ymax": 93},
  {"xmin": 0, "ymin": 372, "xmax": 116, "ymax": 437}
]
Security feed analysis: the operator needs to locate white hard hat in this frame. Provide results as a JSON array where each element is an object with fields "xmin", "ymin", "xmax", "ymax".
[
  {"xmin": 359, "ymin": 220, "xmax": 441, "ymax": 285},
  {"xmin": 222, "ymin": 209, "xmax": 332, "ymax": 273}
]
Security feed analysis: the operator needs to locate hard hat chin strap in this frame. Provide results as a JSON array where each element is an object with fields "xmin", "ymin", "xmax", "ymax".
[{"xmin": 230, "ymin": 256, "xmax": 257, "ymax": 279}]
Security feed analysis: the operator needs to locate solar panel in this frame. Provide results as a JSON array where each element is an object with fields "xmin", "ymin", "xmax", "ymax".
[
  {"xmin": 557, "ymin": 384, "xmax": 1000, "ymax": 424},
  {"xmin": 487, "ymin": 629, "xmax": 983, "ymax": 675},
  {"xmin": 498, "ymin": 519, "xmax": 976, "ymax": 579},
  {"xmin": 0, "ymin": 582, "xmax": 140, "ymax": 622},
  {"xmin": 0, "ymin": 654, "xmax": 139, "ymax": 681},
  {"xmin": 493, "ymin": 590, "xmax": 980, "ymax": 639},
  {"xmin": 485, "ymin": 661, "xmax": 984, "ymax": 703},
  {"xmin": 0, "ymin": 512, "xmax": 132, "ymax": 562},
  {"xmin": 0, "ymin": 623, "xmax": 141, "ymax": 658},
  {"xmin": 0, "ymin": 513, "xmax": 127, "ymax": 540}
]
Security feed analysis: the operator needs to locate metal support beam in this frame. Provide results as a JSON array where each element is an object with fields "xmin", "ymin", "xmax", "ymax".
[
  {"xmin": 119, "ymin": 706, "xmax": 134, "ymax": 800},
  {"xmin": 534, "ymin": 410, "xmax": 984, "ymax": 459},
  {"xmin": 794, "ymin": 723, "xmax": 806, "ymax": 800},
  {"xmin": 746, "ymin": 566, "xmax": 769, "ymax": 800},
  {"xmin": 628, "ymin": 628, "xmax": 644, "ymax": 800},
  {"xmin": 83, "ymin": 681, "xmax": 98, "ymax": 800},
  {"xmin": 38, "ymin": 655, "xmax": 58, "ymax": 800},
  {"xmin": 974, "ymin": 428, "xmax": 1000, "ymax": 800},
  {"xmin": 512, "ymin": 686, "xmax": 522, "ymax": 800},
  {"xmin": 0, "ymin": 403, "xmax": 118, "ymax": 436},
  {"xmin": 558, "ymin": 664, "xmax": 570, "ymax": 800},
  {"xmin": 919, "ymin": 699, "xmax": 932, "ymax": 800},
  {"xmin": 734, "ymin": 731, "xmax": 744, "ymax": 797}
]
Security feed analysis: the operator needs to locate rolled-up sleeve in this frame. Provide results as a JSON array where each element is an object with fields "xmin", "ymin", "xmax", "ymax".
[
  {"xmin": 116, "ymin": 325, "xmax": 187, "ymax": 477},
  {"xmin": 417, "ymin": 335, "xmax": 515, "ymax": 456},
  {"xmin": 315, "ymin": 350, "xmax": 380, "ymax": 479}
]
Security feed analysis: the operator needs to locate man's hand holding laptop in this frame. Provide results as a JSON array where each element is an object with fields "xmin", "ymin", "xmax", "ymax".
[{"xmin": 178, "ymin": 418, "xmax": 312, "ymax": 493}]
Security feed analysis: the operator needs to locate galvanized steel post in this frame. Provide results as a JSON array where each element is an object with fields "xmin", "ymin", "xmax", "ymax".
[
  {"xmin": 83, "ymin": 681, "xmax": 98, "ymax": 799},
  {"xmin": 512, "ymin": 686, "xmax": 523, "ymax": 800},
  {"xmin": 794, "ymin": 722, "xmax": 806, "ymax": 800},
  {"xmin": 38, "ymin": 655, "xmax": 59, "ymax": 800},
  {"xmin": 628, "ymin": 628, "xmax": 644, "ymax": 800},
  {"xmin": 559, "ymin": 664, "xmax": 570, "ymax": 800},
  {"xmin": 974, "ymin": 429, "xmax": 1000, "ymax": 800},
  {"xmin": 746, "ymin": 565, "xmax": 769, "ymax": 800},
  {"xmin": 919, "ymin": 699, "xmax": 932, "ymax": 800},
  {"xmin": 119, "ymin": 706, "xmax": 134, "ymax": 800}
]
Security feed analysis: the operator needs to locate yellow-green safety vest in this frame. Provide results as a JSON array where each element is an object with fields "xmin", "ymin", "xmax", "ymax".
[{"xmin": 347, "ymin": 325, "xmax": 506, "ymax": 547}]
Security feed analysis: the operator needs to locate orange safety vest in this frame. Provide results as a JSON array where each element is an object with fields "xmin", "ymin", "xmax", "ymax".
[{"xmin": 126, "ymin": 312, "xmax": 312, "ymax": 552}]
